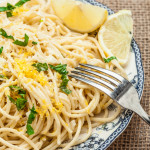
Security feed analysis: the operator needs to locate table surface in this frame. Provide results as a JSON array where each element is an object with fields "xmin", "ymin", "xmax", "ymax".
[{"xmin": 96, "ymin": 0, "xmax": 150, "ymax": 149}]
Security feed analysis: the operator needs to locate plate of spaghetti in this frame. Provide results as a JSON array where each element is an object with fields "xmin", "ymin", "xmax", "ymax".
[{"xmin": 0, "ymin": 0, "xmax": 144, "ymax": 150}]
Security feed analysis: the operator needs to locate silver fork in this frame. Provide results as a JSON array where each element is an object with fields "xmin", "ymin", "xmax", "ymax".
[{"xmin": 69, "ymin": 64, "xmax": 150, "ymax": 125}]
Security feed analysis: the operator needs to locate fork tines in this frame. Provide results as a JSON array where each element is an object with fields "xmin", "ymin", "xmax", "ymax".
[{"xmin": 69, "ymin": 64, "xmax": 126, "ymax": 99}]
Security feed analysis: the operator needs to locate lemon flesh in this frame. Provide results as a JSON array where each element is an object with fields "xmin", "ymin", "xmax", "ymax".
[
  {"xmin": 51, "ymin": 0, "xmax": 108, "ymax": 33},
  {"xmin": 98, "ymin": 10, "xmax": 133, "ymax": 65}
]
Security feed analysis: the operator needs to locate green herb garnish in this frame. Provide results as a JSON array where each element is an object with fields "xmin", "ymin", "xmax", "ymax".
[
  {"xmin": 16, "ymin": 98, "xmax": 27, "ymax": 111},
  {"xmin": 32, "ymin": 41, "xmax": 38, "ymax": 45},
  {"xmin": 9, "ymin": 85, "xmax": 22, "ymax": 91},
  {"xmin": 7, "ymin": 3, "xmax": 15, "ymax": 10},
  {"xmin": 0, "ymin": 46, "xmax": 3, "ymax": 54},
  {"xmin": 8, "ymin": 95, "xmax": 16, "ymax": 104},
  {"xmin": 0, "ymin": 28, "xmax": 14, "ymax": 40},
  {"xmin": 13, "ymin": 34, "xmax": 29, "ymax": 46},
  {"xmin": 26, "ymin": 106, "xmax": 37, "ymax": 135},
  {"xmin": 9, "ymin": 85, "xmax": 26, "ymax": 98},
  {"xmin": 8, "ymin": 85, "xmax": 27, "ymax": 110},
  {"xmin": 0, "ymin": 7, "xmax": 7, "ymax": 12},
  {"xmin": 8, "ymin": 96, "xmax": 27, "ymax": 110},
  {"xmin": 27, "ymin": 106, "xmax": 37, "ymax": 124},
  {"xmin": 103, "ymin": 56, "xmax": 117, "ymax": 63},
  {"xmin": 60, "ymin": 75, "xmax": 71, "ymax": 94},
  {"xmin": 0, "ymin": 29, "xmax": 29, "ymax": 47},
  {"xmin": 49, "ymin": 64, "xmax": 71, "ymax": 94},
  {"xmin": 15, "ymin": 0, "xmax": 30, "ymax": 7},
  {"xmin": 0, "ymin": 75, "xmax": 4, "ymax": 78},
  {"xmin": 0, "ymin": 74, "xmax": 8, "ymax": 79},
  {"xmin": 49, "ymin": 64, "xmax": 68, "ymax": 75},
  {"xmin": 6, "ymin": 11, "xmax": 13, "ymax": 18},
  {"xmin": 0, "ymin": 1, "xmax": 30, "ymax": 18},
  {"xmin": 4, "ymin": 3, "xmax": 15, "ymax": 17},
  {"xmin": 26, "ymin": 124, "xmax": 34, "ymax": 135},
  {"xmin": 0, "ymin": 3, "xmax": 15, "ymax": 12},
  {"xmin": 32, "ymin": 63, "xmax": 48, "ymax": 72}
]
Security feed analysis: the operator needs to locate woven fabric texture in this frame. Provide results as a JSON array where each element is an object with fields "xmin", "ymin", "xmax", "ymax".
[{"xmin": 96, "ymin": 0, "xmax": 150, "ymax": 149}]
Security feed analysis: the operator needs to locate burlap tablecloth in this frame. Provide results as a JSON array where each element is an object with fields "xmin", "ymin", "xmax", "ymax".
[{"xmin": 96, "ymin": 0, "xmax": 150, "ymax": 149}]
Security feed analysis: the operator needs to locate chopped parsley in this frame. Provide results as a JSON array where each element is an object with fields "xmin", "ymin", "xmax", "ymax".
[
  {"xmin": 8, "ymin": 85, "xmax": 27, "ymax": 110},
  {"xmin": 7, "ymin": 3, "xmax": 15, "ymax": 10},
  {"xmin": 103, "ymin": 56, "xmax": 117, "ymax": 63},
  {"xmin": 0, "ymin": 29, "xmax": 29, "ymax": 47},
  {"xmin": 26, "ymin": 106, "xmax": 37, "ymax": 135},
  {"xmin": 0, "ymin": 3, "xmax": 15, "ymax": 12},
  {"xmin": 26, "ymin": 124, "xmax": 34, "ymax": 135},
  {"xmin": 6, "ymin": 3, "xmax": 15, "ymax": 16},
  {"xmin": 32, "ymin": 41, "xmax": 38, "ymax": 45},
  {"xmin": 0, "ymin": 46, "xmax": 3, "ymax": 54},
  {"xmin": 15, "ymin": 0, "xmax": 30, "ymax": 7},
  {"xmin": 32, "ymin": 63, "xmax": 48, "ymax": 72},
  {"xmin": 13, "ymin": 34, "xmax": 29, "ymax": 46},
  {"xmin": 8, "ymin": 96, "xmax": 16, "ymax": 104},
  {"xmin": 16, "ymin": 98, "xmax": 27, "ymax": 111},
  {"xmin": 6, "ymin": 11, "xmax": 13, "ymax": 18},
  {"xmin": 49, "ymin": 64, "xmax": 68, "ymax": 75},
  {"xmin": 0, "ymin": 1, "xmax": 30, "ymax": 17},
  {"xmin": 27, "ymin": 106, "xmax": 37, "ymax": 124},
  {"xmin": 0, "ymin": 6, "xmax": 7, "ymax": 12},
  {"xmin": 60, "ymin": 75, "xmax": 71, "ymax": 94},
  {"xmin": 9, "ymin": 85, "xmax": 26, "ymax": 98},
  {"xmin": 0, "ymin": 74, "xmax": 8, "ymax": 79},
  {"xmin": 0, "ymin": 75, "xmax": 5, "ymax": 78},
  {"xmin": 9, "ymin": 85, "xmax": 22, "ymax": 91},
  {"xmin": 49, "ymin": 64, "xmax": 71, "ymax": 94},
  {"xmin": 0, "ymin": 28, "xmax": 14, "ymax": 40},
  {"xmin": 8, "ymin": 96, "xmax": 27, "ymax": 111}
]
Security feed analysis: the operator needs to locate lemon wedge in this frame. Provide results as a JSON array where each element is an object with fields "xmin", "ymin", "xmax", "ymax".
[
  {"xmin": 51, "ymin": 0, "xmax": 108, "ymax": 33},
  {"xmin": 98, "ymin": 10, "xmax": 133, "ymax": 65}
]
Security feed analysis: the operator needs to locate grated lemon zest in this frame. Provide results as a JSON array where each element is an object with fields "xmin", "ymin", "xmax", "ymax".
[
  {"xmin": 4, "ymin": 64, "xmax": 8, "ymax": 68},
  {"xmin": 88, "ymin": 55, "xmax": 94, "ymax": 59},
  {"xmin": 80, "ymin": 58, "xmax": 87, "ymax": 64},
  {"xmin": 2, "ymin": 70, "xmax": 6, "ymax": 76},
  {"xmin": 14, "ymin": 59, "xmax": 48, "ymax": 86},
  {"xmin": 40, "ymin": 136, "xmax": 46, "ymax": 141},
  {"xmin": 84, "ymin": 100, "xmax": 89, "ymax": 106},
  {"xmin": 65, "ymin": 123, "xmax": 69, "ymax": 126},
  {"xmin": 86, "ymin": 108, "xmax": 90, "ymax": 114},
  {"xmin": 56, "ymin": 72, "xmax": 61, "ymax": 79},
  {"xmin": 12, "ymin": 7, "xmax": 29, "ymax": 16},
  {"xmin": 42, "ymin": 99, "xmax": 46, "ymax": 104},
  {"xmin": 16, "ymin": 128, "xmax": 23, "ymax": 132},
  {"xmin": 18, "ymin": 48, "xmax": 23, "ymax": 54}
]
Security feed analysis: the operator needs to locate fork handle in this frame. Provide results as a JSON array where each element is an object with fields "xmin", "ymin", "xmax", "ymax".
[
  {"xmin": 119, "ymin": 86, "xmax": 150, "ymax": 126},
  {"xmin": 132, "ymin": 102, "xmax": 150, "ymax": 125}
]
